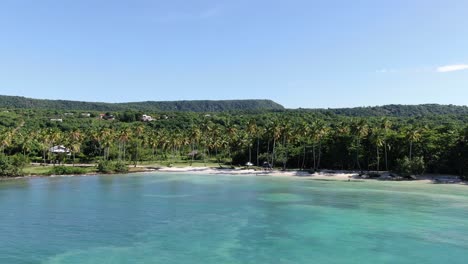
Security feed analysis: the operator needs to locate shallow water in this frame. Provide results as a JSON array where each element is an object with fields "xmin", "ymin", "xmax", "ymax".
[{"xmin": 1, "ymin": 173, "xmax": 468, "ymax": 264}]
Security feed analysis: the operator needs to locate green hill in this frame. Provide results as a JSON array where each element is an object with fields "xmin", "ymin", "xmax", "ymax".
[
  {"xmin": 0, "ymin": 95, "xmax": 466, "ymax": 117},
  {"xmin": 0, "ymin": 95, "xmax": 284, "ymax": 112},
  {"xmin": 299, "ymin": 104, "xmax": 468, "ymax": 117}
]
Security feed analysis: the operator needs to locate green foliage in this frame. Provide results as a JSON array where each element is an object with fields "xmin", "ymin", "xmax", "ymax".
[
  {"xmin": 0, "ymin": 99, "xmax": 467, "ymax": 179},
  {"xmin": 305, "ymin": 104, "xmax": 468, "ymax": 118},
  {"xmin": 395, "ymin": 156, "xmax": 425, "ymax": 177},
  {"xmin": 0, "ymin": 154, "xmax": 28, "ymax": 177},
  {"xmin": 114, "ymin": 161, "xmax": 129, "ymax": 173},
  {"xmin": 48, "ymin": 166, "xmax": 86, "ymax": 175},
  {"xmin": 97, "ymin": 160, "xmax": 128, "ymax": 173},
  {"xmin": 0, "ymin": 95, "xmax": 284, "ymax": 112},
  {"xmin": 97, "ymin": 160, "xmax": 113, "ymax": 173}
]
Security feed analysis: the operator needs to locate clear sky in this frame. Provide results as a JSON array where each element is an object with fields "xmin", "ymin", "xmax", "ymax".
[{"xmin": 0, "ymin": 0, "xmax": 467, "ymax": 108}]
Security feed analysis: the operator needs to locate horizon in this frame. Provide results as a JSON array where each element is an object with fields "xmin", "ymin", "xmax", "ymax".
[{"xmin": 1, "ymin": 1, "xmax": 467, "ymax": 108}]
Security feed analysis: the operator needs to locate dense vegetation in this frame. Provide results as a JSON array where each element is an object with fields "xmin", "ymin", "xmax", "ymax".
[
  {"xmin": 0, "ymin": 95, "xmax": 284, "ymax": 112},
  {"xmin": 0, "ymin": 104, "xmax": 466, "ymax": 179},
  {"xmin": 305, "ymin": 104, "xmax": 468, "ymax": 117}
]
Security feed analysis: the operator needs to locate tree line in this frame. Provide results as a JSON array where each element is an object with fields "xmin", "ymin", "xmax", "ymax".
[{"xmin": 0, "ymin": 109, "xmax": 467, "ymax": 178}]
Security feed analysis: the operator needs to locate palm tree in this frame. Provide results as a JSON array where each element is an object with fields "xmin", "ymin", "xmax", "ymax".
[
  {"xmin": 406, "ymin": 127, "xmax": 422, "ymax": 160},
  {"xmin": 118, "ymin": 128, "xmax": 132, "ymax": 161},
  {"xmin": 69, "ymin": 129, "xmax": 83, "ymax": 166},
  {"xmin": 380, "ymin": 118, "xmax": 392, "ymax": 171},
  {"xmin": 246, "ymin": 119, "xmax": 258, "ymax": 164},
  {"xmin": 18, "ymin": 130, "xmax": 37, "ymax": 157},
  {"xmin": 297, "ymin": 122, "xmax": 310, "ymax": 170},
  {"xmin": 38, "ymin": 129, "xmax": 51, "ymax": 164},
  {"xmin": 189, "ymin": 125, "xmax": 201, "ymax": 166},
  {"xmin": 350, "ymin": 119, "xmax": 369, "ymax": 171},
  {"xmin": 133, "ymin": 125, "xmax": 145, "ymax": 166},
  {"xmin": 210, "ymin": 125, "xmax": 223, "ymax": 165},
  {"xmin": 147, "ymin": 130, "xmax": 160, "ymax": 161},
  {"xmin": 269, "ymin": 120, "xmax": 282, "ymax": 168},
  {"xmin": 280, "ymin": 121, "xmax": 293, "ymax": 170},
  {"xmin": 0, "ymin": 128, "xmax": 13, "ymax": 155},
  {"xmin": 100, "ymin": 128, "xmax": 114, "ymax": 161},
  {"xmin": 225, "ymin": 125, "xmax": 238, "ymax": 166},
  {"xmin": 370, "ymin": 127, "xmax": 384, "ymax": 171},
  {"xmin": 200, "ymin": 120, "xmax": 214, "ymax": 165}
]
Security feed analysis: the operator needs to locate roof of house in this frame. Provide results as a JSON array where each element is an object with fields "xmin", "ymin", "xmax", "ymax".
[{"xmin": 49, "ymin": 145, "xmax": 71, "ymax": 153}]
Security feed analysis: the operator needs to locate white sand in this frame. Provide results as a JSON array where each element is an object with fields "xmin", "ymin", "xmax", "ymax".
[
  {"xmin": 153, "ymin": 167, "xmax": 464, "ymax": 185},
  {"xmin": 156, "ymin": 167, "xmax": 360, "ymax": 181}
]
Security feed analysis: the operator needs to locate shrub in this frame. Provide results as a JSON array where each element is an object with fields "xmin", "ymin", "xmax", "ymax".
[
  {"xmin": 0, "ymin": 154, "xmax": 27, "ymax": 177},
  {"xmin": 48, "ymin": 166, "xmax": 86, "ymax": 175},
  {"xmin": 97, "ymin": 160, "xmax": 113, "ymax": 173},
  {"xmin": 114, "ymin": 161, "xmax": 129, "ymax": 173},
  {"xmin": 395, "ymin": 156, "xmax": 425, "ymax": 177},
  {"xmin": 97, "ymin": 160, "xmax": 128, "ymax": 173}
]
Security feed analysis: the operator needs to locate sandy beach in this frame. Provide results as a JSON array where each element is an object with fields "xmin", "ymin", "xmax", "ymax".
[
  {"xmin": 153, "ymin": 166, "xmax": 464, "ymax": 184},
  {"xmin": 2, "ymin": 164, "xmax": 463, "ymax": 186}
]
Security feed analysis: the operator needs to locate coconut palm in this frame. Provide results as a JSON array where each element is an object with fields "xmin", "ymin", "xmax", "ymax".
[
  {"xmin": 100, "ymin": 128, "xmax": 114, "ymax": 160},
  {"xmin": 297, "ymin": 122, "xmax": 310, "ymax": 170},
  {"xmin": 350, "ymin": 119, "xmax": 369, "ymax": 171},
  {"xmin": 370, "ymin": 127, "xmax": 385, "ymax": 171},
  {"xmin": 406, "ymin": 127, "xmax": 422, "ymax": 161},
  {"xmin": 118, "ymin": 128, "xmax": 132, "ymax": 161},
  {"xmin": 189, "ymin": 125, "xmax": 202, "ymax": 165},
  {"xmin": 69, "ymin": 129, "xmax": 84, "ymax": 166},
  {"xmin": 380, "ymin": 118, "xmax": 392, "ymax": 171},
  {"xmin": 268, "ymin": 120, "xmax": 282, "ymax": 168},
  {"xmin": 246, "ymin": 119, "xmax": 258, "ymax": 164}
]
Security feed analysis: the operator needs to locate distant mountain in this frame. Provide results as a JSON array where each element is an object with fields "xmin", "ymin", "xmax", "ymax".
[
  {"xmin": 0, "ymin": 95, "xmax": 285, "ymax": 112},
  {"xmin": 299, "ymin": 104, "xmax": 468, "ymax": 117}
]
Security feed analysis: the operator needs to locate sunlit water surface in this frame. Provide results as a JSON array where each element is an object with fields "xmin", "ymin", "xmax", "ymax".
[{"xmin": 1, "ymin": 173, "xmax": 468, "ymax": 264}]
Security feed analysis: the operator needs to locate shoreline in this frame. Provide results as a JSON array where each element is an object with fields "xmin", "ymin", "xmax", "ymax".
[
  {"xmin": 154, "ymin": 167, "xmax": 465, "ymax": 184},
  {"xmin": 1, "ymin": 166, "xmax": 465, "ymax": 185}
]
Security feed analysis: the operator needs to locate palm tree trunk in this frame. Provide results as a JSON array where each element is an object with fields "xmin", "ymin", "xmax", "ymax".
[
  {"xmin": 256, "ymin": 137, "xmax": 260, "ymax": 166},
  {"xmin": 191, "ymin": 143, "xmax": 195, "ymax": 166},
  {"xmin": 271, "ymin": 138, "xmax": 276, "ymax": 168},
  {"xmin": 266, "ymin": 140, "xmax": 270, "ymax": 164},
  {"xmin": 384, "ymin": 142, "xmax": 388, "ymax": 171},
  {"xmin": 301, "ymin": 144, "xmax": 306, "ymax": 170},
  {"xmin": 409, "ymin": 141, "xmax": 413, "ymax": 160},
  {"xmin": 356, "ymin": 138, "xmax": 362, "ymax": 171},
  {"xmin": 282, "ymin": 135, "xmax": 287, "ymax": 170},
  {"xmin": 317, "ymin": 141, "xmax": 322, "ymax": 170},
  {"xmin": 123, "ymin": 143, "xmax": 126, "ymax": 161},
  {"xmin": 312, "ymin": 144, "xmax": 316, "ymax": 171},
  {"xmin": 376, "ymin": 145, "xmax": 380, "ymax": 171}
]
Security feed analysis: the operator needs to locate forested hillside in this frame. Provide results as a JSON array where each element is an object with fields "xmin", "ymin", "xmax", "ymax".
[
  {"xmin": 0, "ymin": 95, "xmax": 284, "ymax": 112},
  {"xmin": 1, "ymin": 95, "xmax": 467, "ymax": 118},
  {"xmin": 302, "ymin": 104, "xmax": 468, "ymax": 117}
]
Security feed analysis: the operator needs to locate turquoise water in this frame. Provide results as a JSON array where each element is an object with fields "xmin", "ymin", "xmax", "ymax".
[{"xmin": 1, "ymin": 173, "xmax": 468, "ymax": 264}]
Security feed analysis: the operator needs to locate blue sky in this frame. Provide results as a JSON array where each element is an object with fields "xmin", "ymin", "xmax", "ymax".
[{"xmin": 0, "ymin": 0, "xmax": 467, "ymax": 108}]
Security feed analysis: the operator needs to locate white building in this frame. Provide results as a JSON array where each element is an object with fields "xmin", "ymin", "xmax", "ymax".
[
  {"xmin": 142, "ymin": 114, "xmax": 154, "ymax": 122},
  {"xmin": 49, "ymin": 145, "xmax": 71, "ymax": 154}
]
